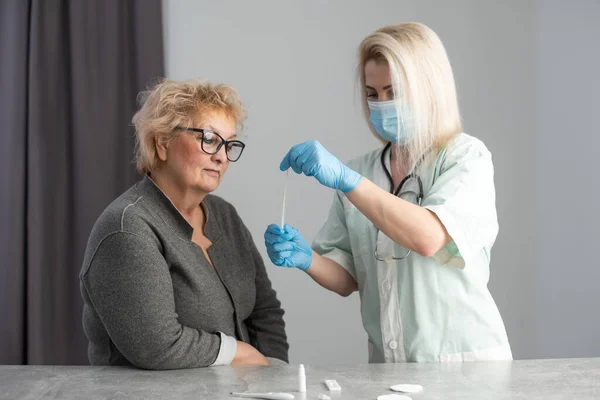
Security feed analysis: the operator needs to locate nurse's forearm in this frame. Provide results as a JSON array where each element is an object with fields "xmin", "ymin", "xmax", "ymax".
[
  {"xmin": 345, "ymin": 178, "xmax": 451, "ymax": 257},
  {"xmin": 306, "ymin": 253, "xmax": 357, "ymax": 297}
]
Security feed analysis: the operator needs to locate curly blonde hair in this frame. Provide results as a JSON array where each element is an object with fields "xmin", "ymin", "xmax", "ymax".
[{"xmin": 132, "ymin": 78, "xmax": 246, "ymax": 174}]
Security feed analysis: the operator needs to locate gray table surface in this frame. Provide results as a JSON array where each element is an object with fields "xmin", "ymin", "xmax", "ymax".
[{"xmin": 1, "ymin": 358, "xmax": 599, "ymax": 400}]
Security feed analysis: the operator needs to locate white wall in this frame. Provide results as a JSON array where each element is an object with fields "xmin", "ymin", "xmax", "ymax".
[
  {"xmin": 163, "ymin": 0, "xmax": 600, "ymax": 363},
  {"xmin": 535, "ymin": 0, "xmax": 600, "ymax": 358}
]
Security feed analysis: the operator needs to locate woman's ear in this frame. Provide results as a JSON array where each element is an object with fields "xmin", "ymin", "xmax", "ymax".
[{"xmin": 155, "ymin": 135, "xmax": 169, "ymax": 162}]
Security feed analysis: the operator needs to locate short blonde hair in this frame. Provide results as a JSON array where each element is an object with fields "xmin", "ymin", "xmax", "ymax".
[
  {"xmin": 358, "ymin": 22, "xmax": 462, "ymax": 170},
  {"xmin": 132, "ymin": 78, "xmax": 246, "ymax": 174}
]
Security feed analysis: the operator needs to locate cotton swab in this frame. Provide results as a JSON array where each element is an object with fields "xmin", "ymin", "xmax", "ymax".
[
  {"xmin": 281, "ymin": 169, "xmax": 289, "ymax": 229},
  {"xmin": 231, "ymin": 392, "xmax": 295, "ymax": 400}
]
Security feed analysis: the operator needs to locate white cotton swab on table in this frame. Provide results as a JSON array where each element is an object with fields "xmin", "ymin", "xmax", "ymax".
[
  {"xmin": 281, "ymin": 169, "xmax": 289, "ymax": 229},
  {"xmin": 230, "ymin": 393, "xmax": 295, "ymax": 400}
]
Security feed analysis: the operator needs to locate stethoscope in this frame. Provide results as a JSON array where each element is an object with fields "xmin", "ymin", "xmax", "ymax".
[{"xmin": 374, "ymin": 143, "xmax": 425, "ymax": 262}]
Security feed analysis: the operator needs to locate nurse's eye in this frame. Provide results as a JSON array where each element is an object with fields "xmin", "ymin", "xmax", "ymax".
[{"xmin": 366, "ymin": 92, "xmax": 378, "ymax": 99}]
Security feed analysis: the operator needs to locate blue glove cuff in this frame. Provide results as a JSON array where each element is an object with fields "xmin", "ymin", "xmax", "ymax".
[
  {"xmin": 339, "ymin": 166, "xmax": 363, "ymax": 193},
  {"xmin": 297, "ymin": 247, "xmax": 313, "ymax": 271}
]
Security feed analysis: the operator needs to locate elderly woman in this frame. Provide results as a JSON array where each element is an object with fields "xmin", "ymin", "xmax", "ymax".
[{"xmin": 80, "ymin": 79, "xmax": 288, "ymax": 369}]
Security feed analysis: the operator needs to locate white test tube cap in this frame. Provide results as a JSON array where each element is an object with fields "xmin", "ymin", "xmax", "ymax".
[{"xmin": 298, "ymin": 364, "xmax": 306, "ymax": 393}]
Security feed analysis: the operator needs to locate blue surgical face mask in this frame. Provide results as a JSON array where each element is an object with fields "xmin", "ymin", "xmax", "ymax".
[{"xmin": 368, "ymin": 100, "xmax": 411, "ymax": 144}]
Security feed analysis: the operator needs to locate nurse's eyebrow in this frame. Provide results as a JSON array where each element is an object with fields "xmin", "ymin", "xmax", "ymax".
[{"xmin": 365, "ymin": 85, "xmax": 393, "ymax": 90}]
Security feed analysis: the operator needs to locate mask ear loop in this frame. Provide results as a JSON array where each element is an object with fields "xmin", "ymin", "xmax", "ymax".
[{"xmin": 281, "ymin": 169, "xmax": 289, "ymax": 229}]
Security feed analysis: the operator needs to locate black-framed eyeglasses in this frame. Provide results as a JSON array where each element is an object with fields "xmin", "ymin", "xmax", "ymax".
[
  {"xmin": 374, "ymin": 173, "xmax": 424, "ymax": 262},
  {"xmin": 176, "ymin": 126, "xmax": 246, "ymax": 162}
]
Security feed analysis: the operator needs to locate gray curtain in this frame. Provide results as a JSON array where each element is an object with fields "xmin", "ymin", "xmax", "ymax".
[{"xmin": 0, "ymin": 0, "xmax": 164, "ymax": 364}]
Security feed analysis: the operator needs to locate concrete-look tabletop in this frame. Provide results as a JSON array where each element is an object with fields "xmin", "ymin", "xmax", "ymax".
[{"xmin": 1, "ymin": 358, "xmax": 599, "ymax": 399}]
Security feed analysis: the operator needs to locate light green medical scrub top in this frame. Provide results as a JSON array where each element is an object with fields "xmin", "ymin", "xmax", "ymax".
[{"xmin": 312, "ymin": 133, "xmax": 512, "ymax": 362}]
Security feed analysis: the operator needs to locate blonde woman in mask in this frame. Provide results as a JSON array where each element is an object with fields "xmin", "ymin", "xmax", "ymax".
[{"xmin": 264, "ymin": 22, "xmax": 511, "ymax": 363}]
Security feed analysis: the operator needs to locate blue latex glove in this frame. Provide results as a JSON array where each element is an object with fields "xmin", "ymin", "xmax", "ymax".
[
  {"xmin": 280, "ymin": 140, "xmax": 363, "ymax": 193},
  {"xmin": 264, "ymin": 224, "xmax": 312, "ymax": 271}
]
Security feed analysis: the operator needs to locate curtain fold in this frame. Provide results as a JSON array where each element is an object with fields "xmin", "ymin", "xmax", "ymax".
[{"xmin": 0, "ymin": 0, "xmax": 164, "ymax": 364}]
